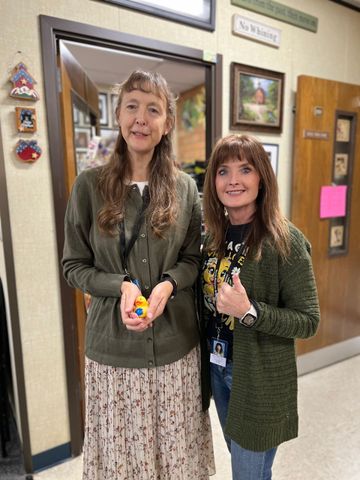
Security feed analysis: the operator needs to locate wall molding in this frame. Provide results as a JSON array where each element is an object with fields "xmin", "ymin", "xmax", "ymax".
[
  {"xmin": 32, "ymin": 442, "xmax": 71, "ymax": 472},
  {"xmin": 297, "ymin": 336, "xmax": 360, "ymax": 375}
]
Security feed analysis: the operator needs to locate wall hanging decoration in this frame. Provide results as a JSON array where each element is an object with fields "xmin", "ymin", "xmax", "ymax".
[
  {"xmin": 231, "ymin": 0, "xmax": 318, "ymax": 33},
  {"xmin": 327, "ymin": 110, "xmax": 357, "ymax": 256},
  {"xmin": 9, "ymin": 62, "xmax": 40, "ymax": 101},
  {"xmin": 99, "ymin": 0, "xmax": 215, "ymax": 31},
  {"xmin": 262, "ymin": 143, "xmax": 278, "ymax": 175},
  {"xmin": 15, "ymin": 139, "xmax": 42, "ymax": 162},
  {"xmin": 15, "ymin": 107, "xmax": 37, "ymax": 133},
  {"xmin": 231, "ymin": 62, "xmax": 284, "ymax": 133},
  {"xmin": 232, "ymin": 14, "xmax": 281, "ymax": 48}
]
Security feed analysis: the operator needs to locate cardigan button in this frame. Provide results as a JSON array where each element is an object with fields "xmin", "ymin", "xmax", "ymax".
[
  {"xmin": 142, "ymin": 258, "xmax": 147, "ymax": 263},
  {"xmin": 148, "ymin": 360, "xmax": 153, "ymax": 366}
]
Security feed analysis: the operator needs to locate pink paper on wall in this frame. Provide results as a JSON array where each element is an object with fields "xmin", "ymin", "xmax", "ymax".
[{"xmin": 320, "ymin": 185, "xmax": 347, "ymax": 219}]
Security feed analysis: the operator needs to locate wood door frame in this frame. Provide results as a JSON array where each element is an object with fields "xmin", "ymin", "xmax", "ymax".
[{"xmin": 40, "ymin": 14, "xmax": 222, "ymax": 455}]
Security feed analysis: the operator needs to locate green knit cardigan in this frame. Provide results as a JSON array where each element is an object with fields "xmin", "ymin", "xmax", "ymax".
[{"xmin": 201, "ymin": 223, "xmax": 320, "ymax": 451}]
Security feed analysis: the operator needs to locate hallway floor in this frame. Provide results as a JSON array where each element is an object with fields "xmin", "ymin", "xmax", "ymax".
[{"xmin": 33, "ymin": 354, "xmax": 360, "ymax": 480}]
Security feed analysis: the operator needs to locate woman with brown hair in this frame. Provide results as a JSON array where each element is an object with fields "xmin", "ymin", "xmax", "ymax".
[
  {"xmin": 201, "ymin": 134, "xmax": 320, "ymax": 479},
  {"xmin": 62, "ymin": 70, "xmax": 214, "ymax": 479}
]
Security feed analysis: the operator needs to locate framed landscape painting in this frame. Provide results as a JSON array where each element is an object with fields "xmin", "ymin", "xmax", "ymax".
[{"xmin": 231, "ymin": 63, "xmax": 284, "ymax": 133}]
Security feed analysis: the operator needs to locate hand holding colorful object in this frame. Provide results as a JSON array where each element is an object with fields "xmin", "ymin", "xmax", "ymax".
[{"xmin": 133, "ymin": 295, "xmax": 149, "ymax": 318}]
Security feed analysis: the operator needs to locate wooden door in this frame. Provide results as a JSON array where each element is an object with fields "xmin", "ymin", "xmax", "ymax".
[
  {"xmin": 58, "ymin": 41, "xmax": 99, "ymax": 430},
  {"xmin": 292, "ymin": 75, "xmax": 360, "ymax": 355}
]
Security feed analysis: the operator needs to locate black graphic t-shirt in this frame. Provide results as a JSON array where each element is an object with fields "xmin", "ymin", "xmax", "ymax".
[{"xmin": 202, "ymin": 224, "xmax": 250, "ymax": 360}]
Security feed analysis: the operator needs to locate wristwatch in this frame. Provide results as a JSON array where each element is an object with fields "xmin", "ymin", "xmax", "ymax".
[{"xmin": 239, "ymin": 302, "xmax": 257, "ymax": 327}]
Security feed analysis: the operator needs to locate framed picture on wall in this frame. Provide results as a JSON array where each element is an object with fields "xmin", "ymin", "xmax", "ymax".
[
  {"xmin": 262, "ymin": 143, "xmax": 278, "ymax": 176},
  {"xmin": 334, "ymin": 153, "xmax": 348, "ymax": 178},
  {"xmin": 15, "ymin": 107, "xmax": 37, "ymax": 133},
  {"xmin": 99, "ymin": 93, "xmax": 109, "ymax": 126},
  {"xmin": 336, "ymin": 118, "xmax": 351, "ymax": 142},
  {"xmin": 99, "ymin": 0, "xmax": 215, "ymax": 31},
  {"xmin": 329, "ymin": 225, "xmax": 344, "ymax": 249},
  {"xmin": 74, "ymin": 127, "xmax": 90, "ymax": 149},
  {"xmin": 231, "ymin": 63, "xmax": 284, "ymax": 133}
]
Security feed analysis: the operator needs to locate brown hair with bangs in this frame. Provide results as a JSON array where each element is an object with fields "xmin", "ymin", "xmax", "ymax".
[
  {"xmin": 203, "ymin": 134, "xmax": 290, "ymax": 260},
  {"xmin": 97, "ymin": 70, "xmax": 178, "ymax": 237}
]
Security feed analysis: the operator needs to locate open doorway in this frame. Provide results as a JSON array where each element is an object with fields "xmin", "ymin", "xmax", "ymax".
[
  {"xmin": 40, "ymin": 15, "xmax": 222, "ymax": 456},
  {"xmin": 63, "ymin": 40, "xmax": 209, "ymax": 191}
]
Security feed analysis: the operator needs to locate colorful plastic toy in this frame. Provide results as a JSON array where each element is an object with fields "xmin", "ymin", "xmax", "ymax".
[{"xmin": 133, "ymin": 295, "xmax": 149, "ymax": 318}]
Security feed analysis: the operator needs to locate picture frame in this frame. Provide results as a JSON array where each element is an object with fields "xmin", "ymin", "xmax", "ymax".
[
  {"xmin": 75, "ymin": 150, "xmax": 89, "ymax": 175},
  {"xmin": 329, "ymin": 225, "xmax": 344, "ymax": 249},
  {"xmin": 336, "ymin": 118, "xmax": 350, "ymax": 142},
  {"xmin": 99, "ymin": 0, "xmax": 215, "ymax": 31},
  {"xmin": 262, "ymin": 143, "xmax": 278, "ymax": 176},
  {"xmin": 72, "ymin": 105, "xmax": 80, "ymax": 125},
  {"xmin": 74, "ymin": 127, "xmax": 91, "ymax": 149},
  {"xmin": 110, "ymin": 94, "xmax": 118, "ymax": 128},
  {"xmin": 231, "ymin": 63, "xmax": 284, "ymax": 133},
  {"xmin": 98, "ymin": 93, "xmax": 109, "ymax": 126},
  {"xmin": 15, "ymin": 107, "xmax": 37, "ymax": 133},
  {"xmin": 334, "ymin": 153, "xmax": 348, "ymax": 178},
  {"xmin": 328, "ymin": 110, "xmax": 355, "ymax": 257}
]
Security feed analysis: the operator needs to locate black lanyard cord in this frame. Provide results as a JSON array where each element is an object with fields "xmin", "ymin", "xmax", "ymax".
[{"xmin": 119, "ymin": 187, "xmax": 150, "ymax": 274}]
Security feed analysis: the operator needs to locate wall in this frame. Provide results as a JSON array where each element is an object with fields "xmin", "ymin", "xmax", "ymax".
[{"xmin": 0, "ymin": 0, "xmax": 359, "ymax": 463}]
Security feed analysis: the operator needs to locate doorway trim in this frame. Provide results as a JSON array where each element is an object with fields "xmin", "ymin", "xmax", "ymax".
[{"xmin": 39, "ymin": 14, "xmax": 222, "ymax": 456}]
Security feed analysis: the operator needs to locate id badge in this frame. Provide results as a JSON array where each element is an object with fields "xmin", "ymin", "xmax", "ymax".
[{"xmin": 210, "ymin": 338, "xmax": 228, "ymax": 367}]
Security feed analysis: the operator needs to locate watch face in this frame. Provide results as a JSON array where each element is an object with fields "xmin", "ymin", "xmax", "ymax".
[{"xmin": 241, "ymin": 314, "xmax": 256, "ymax": 327}]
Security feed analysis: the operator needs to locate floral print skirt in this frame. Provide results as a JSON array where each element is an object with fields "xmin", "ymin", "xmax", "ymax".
[{"xmin": 83, "ymin": 346, "xmax": 215, "ymax": 479}]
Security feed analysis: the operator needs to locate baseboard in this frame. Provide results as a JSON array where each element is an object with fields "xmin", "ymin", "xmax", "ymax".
[
  {"xmin": 297, "ymin": 336, "xmax": 360, "ymax": 375},
  {"xmin": 32, "ymin": 442, "xmax": 71, "ymax": 472}
]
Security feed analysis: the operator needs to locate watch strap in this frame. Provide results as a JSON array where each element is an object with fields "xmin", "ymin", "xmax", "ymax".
[{"xmin": 239, "ymin": 301, "xmax": 257, "ymax": 327}]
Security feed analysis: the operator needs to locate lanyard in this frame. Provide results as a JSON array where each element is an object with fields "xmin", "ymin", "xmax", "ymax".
[{"xmin": 119, "ymin": 187, "xmax": 150, "ymax": 276}]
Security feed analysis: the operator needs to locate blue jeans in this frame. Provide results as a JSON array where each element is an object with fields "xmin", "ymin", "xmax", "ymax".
[{"xmin": 210, "ymin": 362, "xmax": 277, "ymax": 480}]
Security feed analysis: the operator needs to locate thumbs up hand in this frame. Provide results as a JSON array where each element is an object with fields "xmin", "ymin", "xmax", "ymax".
[{"xmin": 216, "ymin": 273, "xmax": 251, "ymax": 318}]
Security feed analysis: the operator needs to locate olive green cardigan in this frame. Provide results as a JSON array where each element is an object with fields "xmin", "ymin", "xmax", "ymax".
[
  {"xmin": 62, "ymin": 167, "xmax": 202, "ymax": 368},
  {"xmin": 202, "ymin": 224, "xmax": 320, "ymax": 451}
]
